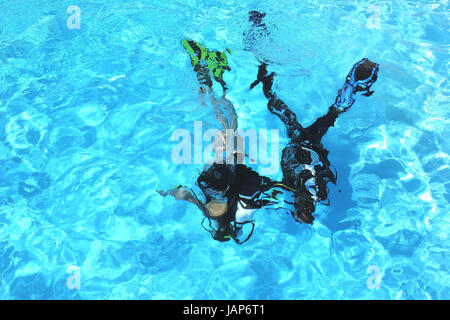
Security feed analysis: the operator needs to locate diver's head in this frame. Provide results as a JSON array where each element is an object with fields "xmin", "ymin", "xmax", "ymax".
[
  {"xmin": 294, "ymin": 191, "xmax": 316, "ymax": 224},
  {"xmin": 198, "ymin": 164, "xmax": 233, "ymax": 201}
]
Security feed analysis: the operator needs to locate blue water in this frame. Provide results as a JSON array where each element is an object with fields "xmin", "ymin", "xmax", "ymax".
[{"xmin": 0, "ymin": 0, "xmax": 448, "ymax": 300}]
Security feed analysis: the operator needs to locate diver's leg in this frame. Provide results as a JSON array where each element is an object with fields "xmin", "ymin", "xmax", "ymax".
[
  {"xmin": 302, "ymin": 58, "xmax": 380, "ymax": 144},
  {"xmin": 182, "ymin": 39, "xmax": 214, "ymax": 98},
  {"xmin": 253, "ymin": 66, "xmax": 304, "ymax": 141},
  {"xmin": 213, "ymin": 74, "xmax": 228, "ymax": 98},
  {"xmin": 208, "ymin": 96, "xmax": 246, "ymax": 164},
  {"xmin": 301, "ymin": 107, "xmax": 340, "ymax": 145},
  {"xmin": 210, "ymin": 96, "xmax": 239, "ymax": 130},
  {"xmin": 267, "ymin": 96, "xmax": 303, "ymax": 142},
  {"xmin": 221, "ymin": 101, "xmax": 246, "ymax": 163},
  {"xmin": 209, "ymin": 102, "xmax": 229, "ymax": 162},
  {"xmin": 208, "ymin": 50, "xmax": 231, "ymax": 97},
  {"xmin": 194, "ymin": 65, "xmax": 213, "ymax": 97},
  {"xmin": 211, "ymin": 97, "xmax": 230, "ymax": 130}
]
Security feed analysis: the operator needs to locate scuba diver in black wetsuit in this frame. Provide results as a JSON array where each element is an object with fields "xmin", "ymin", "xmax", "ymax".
[
  {"xmin": 158, "ymin": 39, "xmax": 293, "ymax": 244},
  {"xmin": 250, "ymin": 59, "xmax": 379, "ymax": 224},
  {"xmin": 244, "ymin": 10, "xmax": 380, "ymax": 224},
  {"xmin": 158, "ymin": 162, "xmax": 290, "ymax": 243}
]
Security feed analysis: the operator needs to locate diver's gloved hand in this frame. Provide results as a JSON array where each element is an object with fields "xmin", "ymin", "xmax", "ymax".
[
  {"xmin": 293, "ymin": 191, "xmax": 316, "ymax": 224},
  {"xmin": 249, "ymin": 63, "xmax": 269, "ymax": 90},
  {"xmin": 156, "ymin": 185, "xmax": 187, "ymax": 199},
  {"xmin": 250, "ymin": 63, "xmax": 275, "ymax": 99},
  {"xmin": 346, "ymin": 58, "xmax": 379, "ymax": 96}
]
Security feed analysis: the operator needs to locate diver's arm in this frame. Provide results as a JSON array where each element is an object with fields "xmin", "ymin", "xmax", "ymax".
[{"xmin": 157, "ymin": 187, "xmax": 205, "ymax": 212}]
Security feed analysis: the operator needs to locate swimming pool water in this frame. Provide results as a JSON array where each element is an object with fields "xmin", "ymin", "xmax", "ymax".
[{"xmin": 0, "ymin": 0, "xmax": 448, "ymax": 299}]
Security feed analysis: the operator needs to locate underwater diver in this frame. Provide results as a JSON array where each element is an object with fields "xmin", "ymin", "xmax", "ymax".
[
  {"xmin": 158, "ymin": 162, "xmax": 293, "ymax": 243},
  {"xmin": 250, "ymin": 59, "xmax": 379, "ymax": 223},
  {"xmin": 158, "ymin": 39, "xmax": 293, "ymax": 244},
  {"xmin": 244, "ymin": 10, "xmax": 380, "ymax": 223}
]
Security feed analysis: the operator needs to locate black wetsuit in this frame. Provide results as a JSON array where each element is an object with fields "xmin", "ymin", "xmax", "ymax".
[
  {"xmin": 263, "ymin": 82, "xmax": 338, "ymax": 223},
  {"xmin": 255, "ymin": 58, "xmax": 379, "ymax": 223},
  {"xmin": 243, "ymin": 11, "xmax": 379, "ymax": 223}
]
